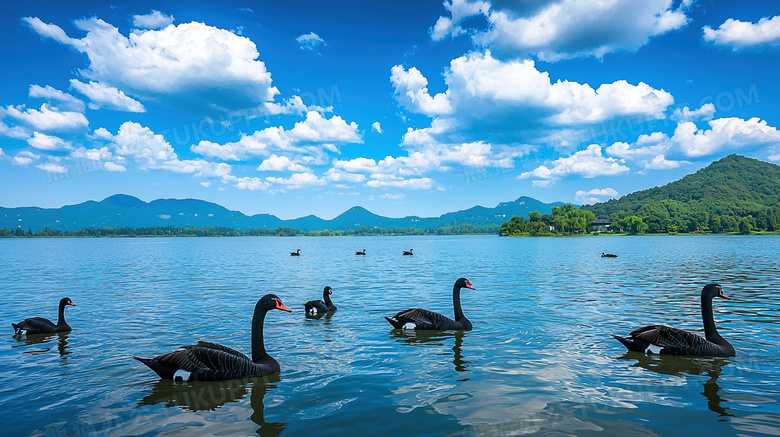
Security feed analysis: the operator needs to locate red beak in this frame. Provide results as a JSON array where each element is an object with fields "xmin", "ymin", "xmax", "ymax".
[
  {"xmin": 276, "ymin": 302, "xmax": 292, "ymax": 312},
  {"xmin": 717, "ymin": 286, "xmax": 729, "ymax": 300},
  {"xmin": 465, "ymin": 282, "xmax": 476, "ymax": 290},
  {"xmin": 69, "ymin": 302, "xmax": 76, "ymax": 306}
]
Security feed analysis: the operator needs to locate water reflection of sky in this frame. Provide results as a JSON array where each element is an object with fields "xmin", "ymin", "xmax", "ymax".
[{"xmin": 1, "ymin": 235, "xmax": 778, "ymax": 436}]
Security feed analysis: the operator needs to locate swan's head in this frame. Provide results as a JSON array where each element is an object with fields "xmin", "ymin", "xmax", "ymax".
[
  {"xmin": 260, "ymin": 294, "xmax": 292, "ymax": 312},
  {"xmin": 455, "ymin": 278, "xmax": 475, "ymax": 290},
  {"xmin": 324, "ymin": 286, "xmax": 333, "ymax": 295},
  {"xmin": 60, "ymin": 297, "xmax": 76, "ymax": 307},
  {"xmin": 703, "ymin": 283, "xmax": 728, "ymax": 300}
]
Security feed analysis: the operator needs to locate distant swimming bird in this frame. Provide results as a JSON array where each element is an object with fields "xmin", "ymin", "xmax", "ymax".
[
  {"xmin": 611, "ymin": 284, "xmax": 735, "ymax": 356},
  {"xmin": 385, "ymin": 278, "xmax": 475, "ymax": 331},
  {"xmin": 12, "ymin": 297, "xmax": 76, "ymax": 336},
  {"xmin": 602, "ymin": 253, "xmax": 618, "ymax": 257},
  {"xmin": 304, "ymin": 286, "xmax": 337, "ymax": 315},
  {"xmin": 355, "ymin": 249, "xmax": 366, "ymax": 255},
  {"xmin": 403, "ymin": 249, "xmax": 414, "ymax": 256},
  {"xmin": 290, "ymin": 249, "xmax": 301, "ymax": 256},
  {"xmin": 134, "ymin": 294, "xmax": 292, "ymax": 381}
]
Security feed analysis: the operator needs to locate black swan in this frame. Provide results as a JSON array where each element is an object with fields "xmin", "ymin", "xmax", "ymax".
[
  {"xmin": 612, "ymin": 284, "xmax": 735, "ymax": 356},
  {"xmin": 290, "ymin": 249, "xmax": 301, "ymax": 256},
  {"xmin": 385, "ymin": 278, "xmax": 475, "ymax": 331},
  {"xmin": 304, "ymin": 286, "xmax": 337, "ymax": 314},
  {"xmin": 355, "ymin": 249, "xmax": 366, "ymax": 255},
  {"xmin": 602, "ymin": 253, "xmax": 618, "ymax": 257},
  {"xmin": 12, "ymin": 297, "xmax": 76, "ymax": 336},
  {"xmin": 134, "ymin": 294, "xmax": 292, "ymax": 381},
  {"xmin": 403, "ymin": 249, "xmax": 414, "ymax": 256}
]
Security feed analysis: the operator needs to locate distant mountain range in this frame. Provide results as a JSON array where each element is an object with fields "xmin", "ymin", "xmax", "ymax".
[{"xmin": 0, "ymin": 194, "xmax": 566, "ymax": 232}]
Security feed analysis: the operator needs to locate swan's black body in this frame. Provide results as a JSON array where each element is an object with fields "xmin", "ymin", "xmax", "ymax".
[
  {"xmin": 290, "ymin": 249, "xmax": 301, "ymax": 256},
  {"xmin": 304, "ymin": 286, "xmax": 337, "ymax": 314},
  {"xmin": 403, "ymin": 249, "xmax": 413, "ymax": 256},
  {"xmin": 612, "ymin": 284, "xmax": 735, "ymax": 356},
  {"xmin": 385, "ymin": 278, "xmax": 475, "ymax": 331},
  {"xmin": 134, "ymin": 294, "xmax": 292, "ymax": 381},
  {"xmin": 12, "ymin": 297, "xmax": 76, "ymax": 336},
  {"xmin": 602, "ymin": 253, "xmax": 618, "ymax": 258},
  {"xmin": 355, "ymin": 249, "xmax": 366, "ymax": 255}
]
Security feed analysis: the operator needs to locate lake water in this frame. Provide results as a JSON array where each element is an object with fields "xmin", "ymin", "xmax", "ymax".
[{"xmin": 1, "ymin": 235, "xmax": 778, "ymax": 436}]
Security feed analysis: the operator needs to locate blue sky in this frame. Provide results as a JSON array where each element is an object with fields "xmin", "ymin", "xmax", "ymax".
[{"xmin": 1, "ymin": 0, "xmax": 779, "ymax": 219}]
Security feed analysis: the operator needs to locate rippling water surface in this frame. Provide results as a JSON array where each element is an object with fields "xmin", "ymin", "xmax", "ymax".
[{"xmin": 1, "ymin": 235, "xmax": 778, "ymax": 436}]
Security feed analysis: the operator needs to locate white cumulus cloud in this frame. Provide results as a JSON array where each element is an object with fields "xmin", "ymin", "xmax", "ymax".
[
  {"xmin": 29, "ymin": 85, "xmax": 85, "ymax": 112},
  {"xmin": 606, "ymin": 132, "xmax": 672, "ymax": 159},
  {"xmin": 432, "ymin": 0, "xmax": 691, "ymax": 61},
  {"xmin": 3, "ymin": 104, "xmax": 88, "ymax": 132},
  {"xmin": 13, "ymin": 151, "xmax": 41, "ymax": 166},
  {"xmin": 430, "ymin": 0, "xmax": 490, "ymax": 41},
  {"xmin": 332, "ymin": 139, "xmax": 498, "ymax": 181},
  {"xmin": 157, "ymin": 159, "xmax": 232, "ymax": 178},
  {"xmin": 0, "ymin": 120, "xmax": 31, "ymax": 139},
  {"xmin": 96, "ymin": 121, "xmax": 231, "ymax": 179},
  {"xmin": 520, "ymin": 144, "xmax": 629, "ymax": 185},
  {"xmin": 36, "ymin": 162, "xmax": 69, "ymax": 174},
  {"xmin": 703, "ymin": 15, "xmax": 780, "ymax": 50},
  {"xmin": 392, "ymin": 52, "xmax": 673, "ymax": 127},
  {"xmin": 27, "ymin": 132, "xmax": 72, "ymax": 151},
  {"xmin": 575, "ymin": 187, "xmax": 618, "ymax": 204},
  {"xmin": 266, "ymin": 172, "xmax": 325, "ymax": 189},
  {"xmin": 110, "ymin": 121, "xmax": 177, "ymax": 166},
  {"xmin": 296, "ymin": 32, "xmax": 327, "ymax": 51},
  {"xmin": 642, "ymin": 154, "xmax": 682, "ymax": 170},
  {"xmin": 192, "ymin": 111, "xmax": 361, "ymax": 161},
  {"xmin": 390, "ymin": 65, "xmax": 453, "ymax": 116},
  {"xmin": 673, "ymin": 117, "xmax": 780, "ymax": 157},
  {"xmin": 70, "ymin": 146, "xmax": 126, "ymax": 172},
  {"xmin": 69, "ymin": 80, "xmax": 146, "ymax": 112},
  {"xmin": 228, "ymin": 175, "xmax": 270, "ymax": 191},
  {"xmin": 670, "ymin": 103, "xmax": 716, "ymax": 123},
  {"xmin": 24, "ymin": 16, "xmax": 280, "ymax": 112},
  {"xmin": 324, "ymin": 168, "xmax": 367, "ymax": 183},
  {"xmin": 365, "ymin": 175, "xmax": 433, "ymax": 189},
  {"xmin": 133, "ymin": 10, "xmax": 175, "ymax": 29},
  {"xmin": 257, "ymin": 154, "xmax": 311, "ymax": 172}
]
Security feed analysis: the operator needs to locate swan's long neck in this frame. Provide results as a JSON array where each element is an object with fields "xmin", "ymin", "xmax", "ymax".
[
  {"xmin": 323, "ymin": 291, "xmax": 333, "ymax": 307},
  {"xmin": 453, "ymin": 285, "xmax": 465, "ymax": 321},
  {"xmin": 453, "ymin": 285, "xmax": 472, "ymax": 330},
  {"xmin": 57, "ymin": 301, "xmax": 67, "ymax": 326},
  {"xmin": 251, "ymin": 303, "xmax": 269, "ymax": 363},
  {"xmin": 701, "ymin": 293, "xmax": 721, "ymax": 342}
]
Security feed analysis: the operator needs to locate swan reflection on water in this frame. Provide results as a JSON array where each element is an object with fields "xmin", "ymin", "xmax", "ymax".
[
  {"xmin": 12, "ymin": 332, "xmax": 71, "ymax": 358},
  {"xmin": 389, "ymin": 330, "xmax": 470, "ymax": 376},
  {"xmin": 138, "ymin": 374, "xmax": 287, "ymax": 435},
  {"xmin": 304, "ymin": 311, "xmax": 336, "ymax": 322},
  {"xmin": 617, "ymin": 352, "xmax": 734, "ymax": 418}
]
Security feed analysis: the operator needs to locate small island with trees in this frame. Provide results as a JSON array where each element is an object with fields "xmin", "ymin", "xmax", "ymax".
[{"xmin": 500, "ymin": 154, "xmax": 780, "ymax": 236}]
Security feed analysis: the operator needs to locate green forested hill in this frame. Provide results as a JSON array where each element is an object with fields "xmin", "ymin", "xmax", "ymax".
[{"xmin": 581, "ymin": 154, "xmax": 780, "ymax": 233}]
